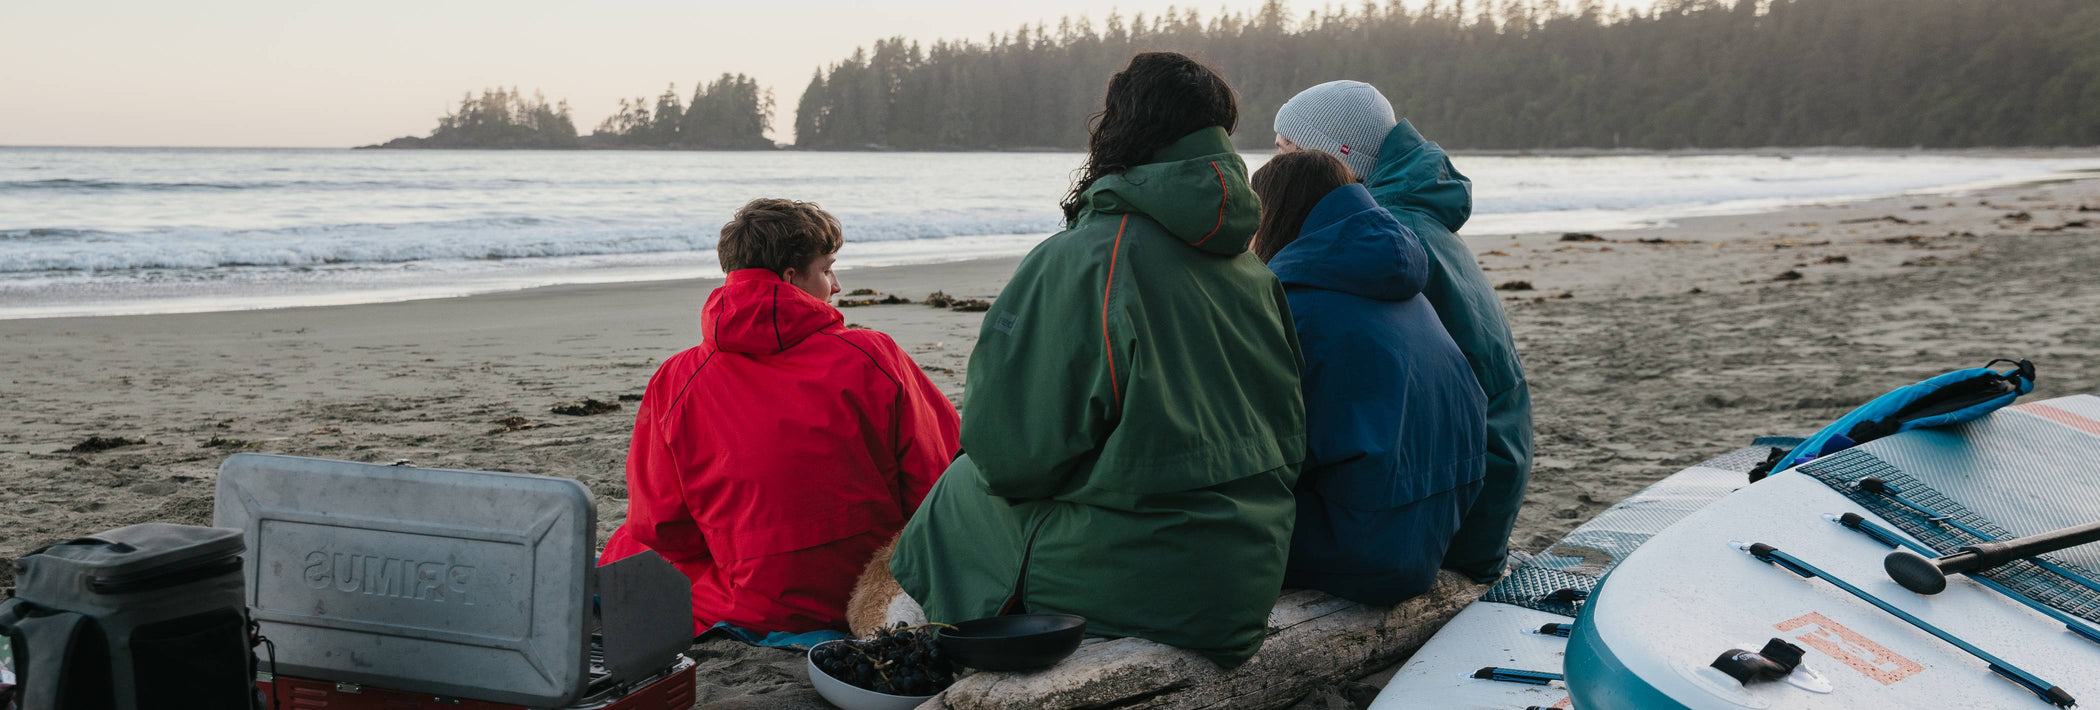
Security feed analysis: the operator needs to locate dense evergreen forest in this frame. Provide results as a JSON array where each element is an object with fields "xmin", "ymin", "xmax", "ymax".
[
  {"xmin": 366, "ymin": 75, "xmax": 775, "ymax": 150},
  {"xmin": 793, "ymin": 0, "xmax": 2100, "ymax": 150},
  {"xmin": 368, "ymin": 0, "xmax": 2097, "ymax": 151},
  {"xmin": 363, "ymin": 88, "xmax": 582, "ymax": 149},
  {"xmin": 589, "ymin": 74, "xmax": 776, "ymax": 149}
]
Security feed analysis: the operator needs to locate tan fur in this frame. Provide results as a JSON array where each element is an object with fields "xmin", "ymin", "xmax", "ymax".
[{"xmin": 847, "ymin": 533, "xmax": 905, "ymax": 637}]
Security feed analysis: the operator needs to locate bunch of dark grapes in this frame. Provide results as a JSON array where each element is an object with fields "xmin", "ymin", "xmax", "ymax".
[{"xmin": 811, "ymin": 623, "xmax": 957, "ymax": 697}]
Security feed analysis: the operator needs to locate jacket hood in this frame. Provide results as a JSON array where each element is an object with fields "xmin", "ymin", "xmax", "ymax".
[
  {"xmin": 701, "ymin": 269, "xmax": 842, "ymax": 354},
  {"xmin": 1267, "ymin": 183, "xmax": 1428, "ymax": 302},
  {"xmin": 1080, "ymin": 127, "xmax": 1259, "ymax": 256},
  {"xmin": 1372, "ymin": 120, "xmax": 1472, "ymax": 233}
]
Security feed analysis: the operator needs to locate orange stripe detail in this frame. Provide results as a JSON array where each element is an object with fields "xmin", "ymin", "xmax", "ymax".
[
  {"xmin": 2012, "ymin": 402, "xmax": 2100, "ymax": 437},
  {"xmin": 1103, "ymin": 215, "xmax": 1128, "ymax": 407},
  {"xmin": 1775, "ymin": 612, "xmax": 1924, "ymax": 686},
  {"xmin": 1191, "ymin": 161, "xmax": 1229, "ymax": 247}
]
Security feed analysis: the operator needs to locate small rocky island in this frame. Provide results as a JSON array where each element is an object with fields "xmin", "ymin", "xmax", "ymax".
[{"xmin": 361, "ymin": 77, "xmax": 776, "ymax": 150}]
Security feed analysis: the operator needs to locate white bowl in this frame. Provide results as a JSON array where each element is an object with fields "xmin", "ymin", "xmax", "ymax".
[{"xmin": 806, "ymin": 640, "xmax": 937, "ymax": 710}]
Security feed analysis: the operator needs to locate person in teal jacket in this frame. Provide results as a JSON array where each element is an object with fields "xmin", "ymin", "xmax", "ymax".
[
  {"xmin": 1274, "ymin": 80, "xmax": 1535, "ymax": 582},
  {"xmin": 889, "ymin": 52, "xmax": 1305, "ymax": 667}
]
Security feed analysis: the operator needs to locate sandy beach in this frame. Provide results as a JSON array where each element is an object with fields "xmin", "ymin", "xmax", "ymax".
[{"xmin": 4, "ymin": 173, "xmax": 2099, "ymax": 708}]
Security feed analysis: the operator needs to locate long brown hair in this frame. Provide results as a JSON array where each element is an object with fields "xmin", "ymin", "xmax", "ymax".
[
  {"xmin": 1061, "ymin": 52, "xmax": 1240, "ymax": 224},
  {"xmin": 1251, "ymin": 150, "xmax": 1356, "ymax": 263}
]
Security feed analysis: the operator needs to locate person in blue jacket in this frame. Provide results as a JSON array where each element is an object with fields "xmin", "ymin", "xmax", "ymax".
[
  {"xmin": 1274, "ymin": 81, "xmax": 1534, "ymax": 582},
  {"xmin": 1251, "ymin": 149, "xmax": 1488, "ymax": 604}
]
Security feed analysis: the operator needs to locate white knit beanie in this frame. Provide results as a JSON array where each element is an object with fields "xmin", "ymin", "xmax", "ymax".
[{"xmin": 1273, "ymin": 80, "xmax": 1397, "ymax": 179}]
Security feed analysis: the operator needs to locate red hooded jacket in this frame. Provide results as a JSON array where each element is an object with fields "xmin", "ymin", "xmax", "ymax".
[{"xmin": 599, "ymin": 268, "xmax": 960, "ymax": 635}]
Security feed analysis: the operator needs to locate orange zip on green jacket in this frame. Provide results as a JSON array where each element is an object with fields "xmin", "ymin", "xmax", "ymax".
[{"xmin": 890, "ymin": 127, "xmax": 1306, "ymax": 667}]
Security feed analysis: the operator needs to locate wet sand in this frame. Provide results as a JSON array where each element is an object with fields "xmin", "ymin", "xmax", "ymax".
[{"xmin": 3, "ymin": 175, "xmax": 2098, "ymax": 708}]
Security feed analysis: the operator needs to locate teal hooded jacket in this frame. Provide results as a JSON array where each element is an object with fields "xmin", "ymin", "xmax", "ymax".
[{"xmin": 1364, "ymin": 120, "xmax": 1535, "ymax": 581}]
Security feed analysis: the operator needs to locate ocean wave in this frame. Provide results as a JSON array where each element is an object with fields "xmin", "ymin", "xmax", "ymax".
[
  {"xmin": 4, "ymin": 178, "xmax": 255, "ymax": 191},
  {"xmin": 0, "ymin": 209, "xmax": 1059, "ymax": 274},
  {"xmin": 0, "ymin": 227, "xmax": 96, "ymax": 240},
  {"xmin": 1748, "ymin": 173, "xmax": 1863, "ymax": 183},
  {"xmin": 0, "ymin": 177, "xmax": 490, "ymax": 192},
  {"xmin": 0, "ymin": 174, "xmax": 904, "ymax": 194}
]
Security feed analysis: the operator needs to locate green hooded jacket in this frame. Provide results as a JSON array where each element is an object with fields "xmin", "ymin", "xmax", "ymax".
[
  {"xmin": 1364, "ymin": 119, "xmax": 1535, "ymax": 581},
  {"xmin": 889, "ymin": 127, "xmax": 1306, "ymax": 667}
]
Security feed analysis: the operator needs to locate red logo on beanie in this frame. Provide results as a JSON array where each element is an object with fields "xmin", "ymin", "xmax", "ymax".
[{"xmin": 1339, "ymin": 145, "xmax": 1351, "ymax": 155}]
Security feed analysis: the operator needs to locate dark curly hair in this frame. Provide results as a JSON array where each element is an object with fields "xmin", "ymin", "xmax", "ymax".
[{"xmin": 1061, "ymin": 52, "xmax": 1239, "ymax": 223}]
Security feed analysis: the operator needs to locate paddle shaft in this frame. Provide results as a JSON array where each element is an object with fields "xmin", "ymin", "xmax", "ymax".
[
  {"xmin": 1860, "ymin": 477, "xmax": 2100, "ymax": 596},
  {"xmin": 1888, "ymin": 518, "xmax": 2100, "ymax": 594},
  {"xmin": 1838, "ymin": 513, "xmax": 2100, "ymax": 645},
  {"xmin": 1942, "ymin": 520, "xmax": 2100, "ymax": 575}
]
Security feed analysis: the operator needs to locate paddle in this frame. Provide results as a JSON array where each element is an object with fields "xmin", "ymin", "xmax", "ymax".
[
  {"xmin": 1858, "ymin": 477, "xmax": 2100, "ymax": 596},
  {"xmin": 1828, "ymin": 513, "xmax": 2100, "ymax": 646},
  {"xmin": 1886, "ymin": 519, "xmax": 2100, "ymax": 595}
]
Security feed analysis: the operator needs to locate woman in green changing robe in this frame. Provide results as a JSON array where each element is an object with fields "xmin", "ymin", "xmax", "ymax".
[{"xmin": 888, "ymin": 52, "xmax": 1306, "ymax": 668}]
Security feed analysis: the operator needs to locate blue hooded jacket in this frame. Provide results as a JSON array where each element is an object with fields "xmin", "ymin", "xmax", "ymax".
[
  {"xmin": 1365, "ymin": 120, "xmax": 1534, "ymax": 581},
  {"xmin": 1268, "ymin": 183, "xmax": 1488, "ymax": 605}
]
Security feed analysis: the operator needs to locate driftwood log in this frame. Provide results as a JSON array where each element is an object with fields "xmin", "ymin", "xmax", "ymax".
[{"xmin": 920, "ymin": 571, "xmax": 1486, "ymax": 710}]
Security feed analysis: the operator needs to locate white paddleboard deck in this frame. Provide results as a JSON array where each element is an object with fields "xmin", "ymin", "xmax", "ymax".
[
  {"xmin": 1374, "ymin": 444, "xmax": 1781, "ymax": 709},
  {"xmin": 1375, "ymin": 602, "xmax": 1578, "ymax": 709},
  {"xmin": 1568, "ymin": 394, "xmax": 2100, "ymax": 709}
]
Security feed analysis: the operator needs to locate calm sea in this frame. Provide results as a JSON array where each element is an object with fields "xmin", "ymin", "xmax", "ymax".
[{"xmin": 2, "ymin": 146, "xmax": 2093, "ymax": 319}]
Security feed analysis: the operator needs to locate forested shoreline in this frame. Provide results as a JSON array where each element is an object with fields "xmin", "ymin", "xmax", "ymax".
[
  {"xmin": 362, "ymin": 75, "xmax": 776, "ymax": 150},
  {"xmin": 368, "ymin": 0, "xmax": 2100, "ymax": 151},
  {"xmin": 796, "ymin": 0, "xmax": 2100, "ymax": 151}
]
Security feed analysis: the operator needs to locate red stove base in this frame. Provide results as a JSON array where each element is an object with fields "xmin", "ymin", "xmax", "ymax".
[{"xmin": 254, "ymin": 657, "xmax": 696, "ymax": 710}]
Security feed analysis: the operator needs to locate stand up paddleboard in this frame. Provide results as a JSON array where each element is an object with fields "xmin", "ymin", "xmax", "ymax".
[
  {"xmin": 1373, "ymin": 441, "xmax": 1799, "ymax": 710},
  {"xmin": 1566, "ymin": 394, "xmax": 2100, "ymax": 709}
]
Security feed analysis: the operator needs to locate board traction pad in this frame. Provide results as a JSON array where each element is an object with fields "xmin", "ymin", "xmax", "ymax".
[
  {"xmin": 1800, "ymin": 446, "xmax": 2100, "ymax": 625},
  {"xmin": 1480, "ymin": 443, "xmax": 1785, "ymax": 615}
]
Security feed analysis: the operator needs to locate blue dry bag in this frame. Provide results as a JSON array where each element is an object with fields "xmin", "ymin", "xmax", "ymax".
[{"xmin": 1750, "ymin": 359, "xmax": 2036, "ymax": 481}]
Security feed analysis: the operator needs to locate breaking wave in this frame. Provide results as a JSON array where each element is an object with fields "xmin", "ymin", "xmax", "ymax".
[{"xmin": 0, "ymin": 209, "xmax": 1059, "ymax": 274}]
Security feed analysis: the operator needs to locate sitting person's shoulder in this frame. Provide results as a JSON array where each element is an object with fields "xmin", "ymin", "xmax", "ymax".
[
  {"xmin": 828, "ymin": 327, "xmax": 914, "ymax": 379},
  {"xmin": 1034, "ymin": 214, "xmax": 1152, "ymax": 255},
  {"xmin": 832, "ymin": 325, "xmax": 901, "ymax": 352},
  {"xmin": 1013, "ymin": 215, "xmax": 1170, "ymax": 282},
  {"xmin": 651, "ymin": 343, "xmax": 715, "ymax": 378},
  {"xmin": 631, "ymin": 344, "xmax": 719, "ymax": 414}
]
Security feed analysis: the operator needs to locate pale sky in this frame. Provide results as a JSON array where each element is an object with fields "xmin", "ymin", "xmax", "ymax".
[{"xmin": 2, "ymin": 0, "xmax": 1655, "ymax": 148}]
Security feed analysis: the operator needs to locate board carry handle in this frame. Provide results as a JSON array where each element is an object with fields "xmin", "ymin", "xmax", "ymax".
[
  {"xmin": 1470, "ymin": 667, "xmax": 1563, "ymax": 685},
  {"xmin": 1709, "ymin": 638, "xmax": 1808, "ymax": 686},
  {"xmin": 1741, "ymin": 542, "xmax": 2075, "ymax": 707},
  {"xmin": 1829, "ymin": 513, "xmax": 2100, "ymax": 647}
]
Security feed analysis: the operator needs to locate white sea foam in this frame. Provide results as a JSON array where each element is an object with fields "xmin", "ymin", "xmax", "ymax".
[
  {"xmin": 0, "ymin": 209, "xmax": 1056, "ymax": 274},
  {"xmin": 0, "ymin": 146, "xmax": 2093, "ymax": 317}
]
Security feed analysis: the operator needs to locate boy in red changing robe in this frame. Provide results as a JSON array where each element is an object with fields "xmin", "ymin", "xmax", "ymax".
[{"xmin": 598, "ymin": 198, "xmax": 960, "ymax": 637}]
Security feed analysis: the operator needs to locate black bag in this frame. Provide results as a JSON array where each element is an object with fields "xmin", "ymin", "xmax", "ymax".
[{"xmin": 1, "ymin": 523, "xmax": 256, "ymax": 710}]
